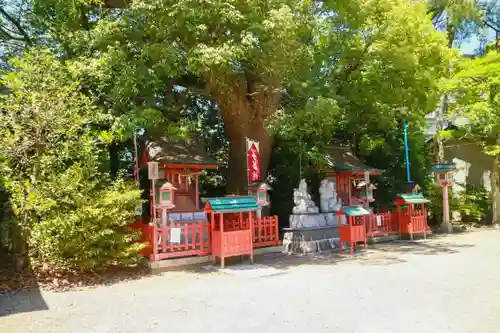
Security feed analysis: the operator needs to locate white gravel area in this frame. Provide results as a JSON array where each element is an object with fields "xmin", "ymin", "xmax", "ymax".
[{"xmin": 1, "ymin": 229, "xmax": 500, "ymax": 333}]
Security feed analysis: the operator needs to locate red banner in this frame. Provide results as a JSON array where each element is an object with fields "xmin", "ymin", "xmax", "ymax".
[{"xmin": 247, "ymin": 139, "xmax": 261, "ymax": 184}]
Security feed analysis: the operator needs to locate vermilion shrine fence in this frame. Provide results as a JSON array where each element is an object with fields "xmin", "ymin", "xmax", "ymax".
[
  {"xmin": 367, "ymin": 211, "xmax": 398, "ymax": 237},
  {"xmin": 130, "ymin": 215, "xmax": 280, "ymax": 261}
]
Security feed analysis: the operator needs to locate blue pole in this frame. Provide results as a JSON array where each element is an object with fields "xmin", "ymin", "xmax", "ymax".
[{"xmin": 403, "ymin": 120, "xmax": 412, "ymax": 183}]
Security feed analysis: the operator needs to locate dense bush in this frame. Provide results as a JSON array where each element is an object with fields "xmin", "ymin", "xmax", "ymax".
[
  {"xmin": 28, "ymin": 171, "xmax": 143, "ymax": 271},
  {"xmin": 426, "ymin": 183, "xmax": 459, "ymax": 228},
  {"xmin": 0, "ymin": 51, "xmax": 144, "ymax": 272},
  {"xmin": 456, "ymin": 185, "xmax": 492, "ymax": 225}
]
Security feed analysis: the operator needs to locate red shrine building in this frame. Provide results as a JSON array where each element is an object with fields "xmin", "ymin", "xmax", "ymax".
[
  {"xmin": 132, "ymin": 134, "xmax": 280, "ymax": 264},
  {"xmin": 322, "ymin": 146, "xmax": 430, "ymax": 244}
]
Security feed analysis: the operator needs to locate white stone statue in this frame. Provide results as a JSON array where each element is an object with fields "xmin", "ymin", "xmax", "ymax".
[
  {"xmin": 292, "ymin": 179, "xmax": 319, "ymax": 214},
  {"xmin": 319, "ymin": 179, "xmax": 343, "ymax": 213}
]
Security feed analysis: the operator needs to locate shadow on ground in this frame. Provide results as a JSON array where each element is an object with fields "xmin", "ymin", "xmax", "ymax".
[
  {"xmin": 373, "ymin": 240, "xmax": 475, "ymax": 256},
  {"xmin": 0, "ymin": 289, "xmax": 48, "ymax": 317},
  {"xmin": 0, "ymin": 255, "xmax": 48, "ymax": 317},
  {"xmin": 190, "ymin": 237, "xmax": 476, "ymax": 276}
]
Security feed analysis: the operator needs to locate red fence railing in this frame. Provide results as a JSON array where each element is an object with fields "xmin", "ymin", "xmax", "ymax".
[
  {"xmin": 253, "ymin": 216, "xmax": 280, "ymax": 248},
  {"xmin": 131, "ymin": 215, "xmax": 280, "ymax": 261},
  {"xmin": 130, "ymin": 220, "xmax": 211, "ymax": 261},
  {"xmin": 367, "ymin": 211, "xmax": 398, "ymax": 237}
]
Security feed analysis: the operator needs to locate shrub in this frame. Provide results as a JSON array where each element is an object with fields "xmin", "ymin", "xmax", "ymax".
[
  {"xmin": 426, "ymin": 183, "xmax": 459, "ymax": 227},
  {"xmin": 0, "ymin": 50, "xmax": 144, "ymax": 272},
  {"xmin": 456, "ymin": 185, "xmax": 492, "ymax": 225},
  {"xmin": 27, "ymin": 166, "xmax": 144, "ymax": 271}
]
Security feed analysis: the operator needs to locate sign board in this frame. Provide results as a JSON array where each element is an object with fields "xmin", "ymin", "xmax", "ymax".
[
  {"xmin": 376, "ymin": 215, "xmax": 382, "ymax": 227},
  {"xmin": 364, "ymin": 171, "xmax": 370, "ymax": 183},
  {"xmin": 134, "ymin": 203, "xmax": 142, "ymax": 216},
  {"xmin": 246, "ymin": 138, "xmax": 261, "ymax": 184},
  {"xmin": 170, "ymin": 228, "xmax": 181, "ymax": 244},
  {"xmin": 148, "ymin": 161, "xmax": 159, "ymax": 180}
]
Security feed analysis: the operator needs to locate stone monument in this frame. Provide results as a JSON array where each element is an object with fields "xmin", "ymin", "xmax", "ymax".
[{"xmin": 283, "ymin": 179, "xmax": 344, "ymax": 254}]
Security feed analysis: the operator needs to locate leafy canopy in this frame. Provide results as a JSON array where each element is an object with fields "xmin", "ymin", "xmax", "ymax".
[{"xmin": 447, "ymin": 51, "xmax": 500, "ymax": 155}]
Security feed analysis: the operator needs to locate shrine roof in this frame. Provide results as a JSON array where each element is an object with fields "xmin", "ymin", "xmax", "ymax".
[
  {"xmin": 430, "ymin": 164, "xmax": 456, "ymax": 173},
  {"xmin": 205, "ymin": 196, "xmax": 260, "ymax": 213},
  {"xmin": 144, "ymin": 133, "xmax": 218, "ymax": 168},
  {"xmin": 323, "ymin": 146, "xmax": 383, "ymax": 174},
  {"xmin": 340, "ymin": 206, "xmax": 371, "ymax": 216},
  {"xmin": 396, "ymin": 193, "xmax": 430, "ymax": 204}
]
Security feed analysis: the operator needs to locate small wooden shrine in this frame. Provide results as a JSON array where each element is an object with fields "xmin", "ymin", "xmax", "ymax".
[
  {"xmin": 140, "ymin": 134, "xmax": 218, "ymax": 217},
  {"xmin": 337, "ymin": 206, "xmax": 371, "ymax": 255},
  {"xmin": 321, "ymin": 146, "xmax": 396, "ymax": 240},
  {"xmin": 205, "ymin": 197, "xmax": 259, "ymax": 268},
  {"xmin": 394, "ymin": 193, "xmax": 430, "ymax": 240},
  {"xmin": 323, "ymin": 146, "xmax": 383, "ymax": 207},
  {"xmin": 131, "ymin": 133, "xmax": 280, "ymax": 264}
]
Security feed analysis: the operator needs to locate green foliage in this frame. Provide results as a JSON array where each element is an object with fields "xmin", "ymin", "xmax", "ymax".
[
  {"xmin": 448, "ymin": 51, "xmax": 500, "ymax": 154},
  {"xmin": 29, "ymin": 172, "xmax": 143, "ymax": 271},
  {"xmin": 425, "ymin": 183, "xmax": 460, "ymax": 227},
  {"xmin": 362, "ymin": 129, "xmax": 433, "ymax": 210},
  {"xmin": 0, "ymin": 50, "xmax": 143, "ymax": 272},
  {"xmin": 456, "ymin": 185, "xmax": 492, "ymax": 224}
]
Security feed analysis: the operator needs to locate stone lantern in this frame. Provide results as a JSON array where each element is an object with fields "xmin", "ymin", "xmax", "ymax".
[{"xmin": 431, "ymin": 163, "xmax": 456, "ymax": 233}]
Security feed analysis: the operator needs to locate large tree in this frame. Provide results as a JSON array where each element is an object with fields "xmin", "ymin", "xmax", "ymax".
[
  {"xmin": 24, "ymin": 0, "xmax": 453, "ymax": 195},
  {"xmin": 448, "ymin": 50, "xmax": 500, "ymax": 225}
]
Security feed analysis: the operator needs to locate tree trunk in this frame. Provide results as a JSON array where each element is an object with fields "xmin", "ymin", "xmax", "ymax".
[
  {"xmin": 109, "ymin": 143, "xmax": 120, "ymax": 179},
  {"xmin": 434, "ymin": 25, "xmax": 455, "ymax": 232},
  {"xmin": 211, "ymin": 76, "xmax": 280, "ymax": 194},
  {"xmin": 434, "ymin": 93, "xmax": 448, "ymax": 163},
  {"xmin": 492, "ymin": 136, "xmax": 500, "ymax": 226}
]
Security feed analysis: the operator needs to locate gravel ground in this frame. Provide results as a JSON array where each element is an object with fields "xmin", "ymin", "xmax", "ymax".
[{"xmin": 1, "ymin": 229, "xmax": 500, "ymax": 333}]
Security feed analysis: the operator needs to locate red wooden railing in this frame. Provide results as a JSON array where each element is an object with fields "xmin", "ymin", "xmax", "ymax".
[
  {"xmin": 223, "ymin": 215, "xmax": 280, "ymax": 248},
  {"xmin": 253, "ymin": 216, "xmax": 280, "ymax": 248},
  {"xmin": 130, "ymin": 220, "xmax": 211, "ymax": 261},
  {"xmin": 367, "ymin": 211, "xmax": 399, "ymax": 237},
  {"xmin": 130, "ymin": 215, "xmax": 280, "ymax": 261}
]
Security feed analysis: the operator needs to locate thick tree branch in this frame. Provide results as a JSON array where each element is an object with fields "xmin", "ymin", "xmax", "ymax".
[
  {"xmin": 0, "ymin": 6, "xmax": 32, "ymax": 45},
  {"xmin": 483, "ymin": 20, "xmax": 500, "ymax": 34}
]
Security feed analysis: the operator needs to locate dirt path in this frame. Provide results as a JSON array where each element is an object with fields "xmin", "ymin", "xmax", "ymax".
[{"xmin": 1, "ymin": 229, "xmax": 500, "ymax": 333}]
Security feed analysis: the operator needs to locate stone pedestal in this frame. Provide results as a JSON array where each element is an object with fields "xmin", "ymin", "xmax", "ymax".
[
  {"xmin": 282, "ymin": 226, "xmax": 341, "ymax": 254},
  {"xmin": 289, "ymin": 212, "xmax": 338, "ymax": 229},
  {"xmin": 282, "ymin": 179, "xmax": 346, "ymax": 254}
]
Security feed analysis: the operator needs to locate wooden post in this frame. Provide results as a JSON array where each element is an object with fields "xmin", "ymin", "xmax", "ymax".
[
  {"xmin": 397, "ymin": 204, "xmax": 402, "ymax": 239},
  {"xmin": 348, "ymin": 175, "xmax": 352, "ymax": 205},
  {"xmin": 442, "ymin": 184, "xmax": 451, "ymax": 233},
  {"xmin": 249, "ymin": 210, "xmax": 254, "ymax": 263},
  {"xmin": 274, "ymin": 215, "xmax": 279, "ymax": 246},
  {"xmin": 195, "ymin": 175, "xmax": 199, "ymax": 209},
  {"xmin": 409, "ymin": 204, "xmax": 414, "ymax": 241},
  {"xmin": 363, "ymin": 172, "xmax": 370, "ymax": 210},
  {"xmin": 151, "ymin": 225, "xmax": 158, "ymax": 261},
  {"xmin": 219, "ymin": 213, "xmax": 225, "ymax": 268},
  {"xmin": 211, "ymin": 213, "xmax": 215, "ymax": 264}
]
